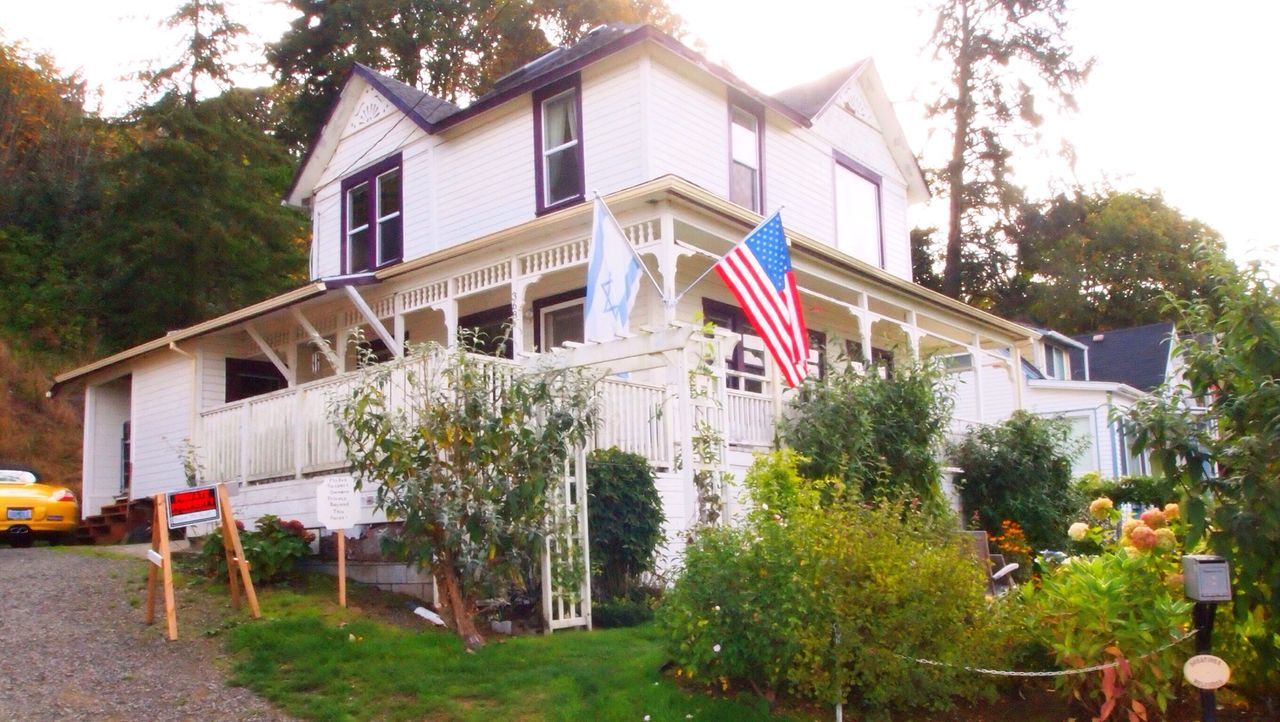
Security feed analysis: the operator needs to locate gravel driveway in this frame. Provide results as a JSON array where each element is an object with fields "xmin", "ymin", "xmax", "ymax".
[{"xmin": 0, "ymin": 546, "xmax": 290, "ymax": 721}]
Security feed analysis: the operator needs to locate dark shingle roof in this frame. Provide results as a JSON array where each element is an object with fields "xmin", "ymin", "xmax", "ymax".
[
  {"xmin": 353, "ymin": 64, "xmax": 462, "ymax": 126},
  {"xmin": 477, "ymin": 24, "xmax": 643, "ymax": 102},
  {"xmin": 1069, "ymin": 322, "xmax": 1175, "ymax": 391},
  {"xmin": 773, "ymin": 59, "xmax": 868, "ymax": 118}
]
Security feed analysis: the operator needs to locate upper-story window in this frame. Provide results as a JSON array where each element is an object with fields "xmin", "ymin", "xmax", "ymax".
[
  {"xmin": 729, "ymin": 97, "xmax": 763, "ymax": 212},
  {"xmin": 1044, "ymin": 343, "xmax": 1068, "ymax": 380},
  {"xmin": 342, "ymin": 154, "xmax": 402, "ymax": 274},
  {"xmin": 833, "ymin": 151, "xmax": 883, "ymax": 267},
  {"xmin": 534, "ymin": 76, "xmax": 584, "ymax": 214}
]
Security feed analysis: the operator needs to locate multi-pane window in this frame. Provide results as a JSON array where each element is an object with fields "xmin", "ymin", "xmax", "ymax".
[
  {"xmin": 343, "ymin": 155, "xmax": 402, "ymax": 273},
  {"xmin": 833, "ymin": 153, "xmax": 882, "ymax": 267},
  {"xmin": 729, "ymin": 104, "xmax": 762, "ymax": 212},
  {"xmin": 535, "ymin": 77, "xmax": 584, "ymax": 214}
]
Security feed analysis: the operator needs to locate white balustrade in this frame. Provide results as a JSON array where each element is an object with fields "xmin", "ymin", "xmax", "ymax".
[
  {"xmin": 595, "ymin": 377, "xmax": 673, "ymax": 467},
  {"xmin": 725, "ymin": 390, "xmax": 775, "ymax": 447}
]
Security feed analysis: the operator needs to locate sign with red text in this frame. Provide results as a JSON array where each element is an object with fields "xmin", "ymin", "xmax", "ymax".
[
  {"xmin": 166, "ymin": 485, "xmax": 220, "ymax": 529},
  {"xmin": 316, "ymin": 478, "xmax": 359, "ymax": 530}
]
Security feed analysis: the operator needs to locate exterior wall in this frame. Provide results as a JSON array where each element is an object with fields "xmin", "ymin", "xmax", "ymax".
[
  {"xmin": 647, "ymin": 56, "xmax": 730, "ymax": 197},
  {"xmin": 950, "ymin": 354, "xmax": 1020, "ymax": 425},
  {"xmin": 82, "ymin": 378, "xmax": 131, "ymax": 517},
  {"xmin": 582, "ymin": 54, "xmax": 648, "ymax": 194},
  {"xmin": 1025, "ymin": 383, "xmax": 1139, "ymax": 479},
  {"xmin": 128, "ymin": 352, "xmax": 195, "ymax": 499},
  {"xmin": 198, "ymin": 334, "xmax": 243, "ymax": 411},
  {"xmin": 434, "ymin": 102, "xmax": 534, "ymax": 250}
]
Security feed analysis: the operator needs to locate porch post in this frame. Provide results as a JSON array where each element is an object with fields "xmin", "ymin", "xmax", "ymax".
[
  {"xmin": 906, "ymin": 310, "xmax": 921, "ymax": 361},
  {"xmin": 970, "ymin": 334, "xmax": 985, "ymax": 424},
  {"xmin": 658, "ymin": 203, "xmax": 678, "ymax": 325},
  {"xmin": 1011, "ymin": 344, "xmax": 1026, "ymax": 410}
]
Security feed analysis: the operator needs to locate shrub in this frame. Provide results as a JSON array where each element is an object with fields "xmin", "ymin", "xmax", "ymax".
[
  {"xmin": 199, "ymin": 515, "xmax": 314, "ymax": 584},
  {"xmin": 779, "ymin": 357, "xmax": 951, "ymax": 506},
  {"xmin": 1021, "ymin": 499, "xmax": 1192, "ymax": 720},
  {"xmin": 592, "ymin": 596, "xmax": 655, "ymax": 628},
  {"xmin": 1074, "ymin": 472, "xmax": 1176, "ymax": 508},
  {"xmin": 952, "ymin": 411, "xmax": 1085, "ymax": 552},
  {"xmin": 658, "ymin": 452, "xmax": 1003, "ymax": 712},
  {"xmin": 586, "ymin": 448, "xmax": 664, "ymax": 601}
]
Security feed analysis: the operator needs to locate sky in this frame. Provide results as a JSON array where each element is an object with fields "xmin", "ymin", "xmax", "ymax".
[{"xmin": 4, "ymin": 0, "xmax": 1277, "ymax": 269}]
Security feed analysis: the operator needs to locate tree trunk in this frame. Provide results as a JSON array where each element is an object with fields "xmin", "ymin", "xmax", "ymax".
[
  {"xmin": 942, "ymin": 0, "xmax": 975, "ymax": 300},
  {"xmin": 436, "ymin": 563, "xmax": 485, "ymax": 650}
]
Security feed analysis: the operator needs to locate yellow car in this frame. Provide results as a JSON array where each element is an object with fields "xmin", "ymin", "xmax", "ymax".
[{"xmin": 1, "ymin": 466, "xmax": 78, "ymax": 547}]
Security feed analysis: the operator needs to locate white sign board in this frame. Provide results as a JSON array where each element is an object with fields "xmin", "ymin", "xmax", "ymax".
[
  {"xmin": 1183, "ymin": 654, "xmax": 1231, "ymax": 690},
  {"xmin": 316, "ymin": 478, "xmax": 360, "ymax": 530}
]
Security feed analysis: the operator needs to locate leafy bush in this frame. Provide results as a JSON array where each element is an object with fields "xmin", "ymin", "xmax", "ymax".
[
  {"xmin": 779, "ymin": 357, "xmax": 952, "ymax": 505},
  {"xmin": 1022, "ymin": 498, "xmax": 1192, "ymax": 720},
  {"xmin": 586, "ymin": 448, "xmax": 664, "ymax": 601},
  {"xmin": 1122, "ymin": 263, "xmax": 1280, "ymax": 706},
  {"xmin": 592, "ymin": 597, "xmax": 654, "ymax": 628},
  {"xmin": 952, "ymin": 411, "xmax": 1085, "ymax": 552},
  {"xmin": 199, "ymin": 515, "xmax": 315, "ymax": 584},
  {"xmin": 1074, "ymin": 472, "xmax": 1176, "ymax": 508},
  {"xmin": 658, "ymin": 452, "xmax": 1003, "ymax": 712}
]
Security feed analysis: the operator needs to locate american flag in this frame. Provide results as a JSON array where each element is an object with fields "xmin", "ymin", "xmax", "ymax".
[{"xmin": 713, "ymin": 212, "xmax": 808, "ymax": 387}]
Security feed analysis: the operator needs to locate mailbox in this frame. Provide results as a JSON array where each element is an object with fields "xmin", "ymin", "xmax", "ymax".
[{"xmin": 1182, "ymin": 554, "xmax": 1232, "ymax": 602}]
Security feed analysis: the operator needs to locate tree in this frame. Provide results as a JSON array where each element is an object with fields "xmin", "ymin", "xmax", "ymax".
[
  {"xmin": 951, "ymin": 410, "xmax": 1084, "ymax": 552},
  {"xmin": 267, "ymin": 0, "xmax": 682, "ymax": 148},
  {"xmin": 331, "ymin": 343, "xmax": 599, "ymax": 649},
  {"xmin": 1007, "ymin": 189, "xmax": 1233, "ymax": 334},
  {"xmin": 87, "ymin": 89, "xmax": 308, "ymax": 350},
  {"xmin": 1123, "ymin": 263, "xmax": 1280, "ymax": 703},
  {"xmin": 586, "ymin": 448, "xmax": 663, "ymax": 600},
  {"xmin": 140, "ymin": 0, "xmax": 248, "ymax": 104},
  {"xmin": 925, "ymin": 0, "xmax": 1092, "ymax": 302}
]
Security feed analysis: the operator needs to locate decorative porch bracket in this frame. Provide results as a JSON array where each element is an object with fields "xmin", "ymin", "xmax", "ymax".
[
  {"xmin": 341, "ymin": 285, "xmax": 402, "ymax": 358},
  {"xmin": 245, "ymin": 322, "xmax": 295, "ymax": 385},
  {"xmin": 290, "ymin": 307, "xmax": 341, "ymax": 372}
]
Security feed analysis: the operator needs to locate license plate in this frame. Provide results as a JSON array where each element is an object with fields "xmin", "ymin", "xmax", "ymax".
[{"xmin": 6, "ymin": 509, "xmax": 32, "ymax": 520}]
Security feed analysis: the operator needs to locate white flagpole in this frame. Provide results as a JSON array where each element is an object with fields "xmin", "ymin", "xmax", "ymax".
[
  {"xmin": 592, "ymin": 191, "xmax": 665, "ymax": 301},
  {"xmin": 671, "ymin": 209, "xmax": 784, "ymax": 305}
]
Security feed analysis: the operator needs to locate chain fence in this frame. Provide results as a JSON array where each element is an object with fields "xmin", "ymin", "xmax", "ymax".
[{"xmin": 891, "ymin": 629, "xmax": 1197, "ymax": 678}]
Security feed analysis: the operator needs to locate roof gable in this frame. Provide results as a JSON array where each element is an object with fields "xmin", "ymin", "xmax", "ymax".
[{"xmin": 774, "ymin": 60, "xmax": 928, "ymax": 204}]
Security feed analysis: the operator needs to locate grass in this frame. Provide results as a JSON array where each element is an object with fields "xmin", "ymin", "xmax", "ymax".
[{"xmin": 223, "ymin": 576, "xmax": 795, "ymax": 722}]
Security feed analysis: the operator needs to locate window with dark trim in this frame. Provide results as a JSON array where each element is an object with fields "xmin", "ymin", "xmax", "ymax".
[
  {"xmin": 341, "ymin": 154, "xmax": 403, "ymax": 274},
  {"xmin": 728, "ymin": 93, "xmax": 764, "ymax": 212},
  {"xmin": 225, "ymin": 358, "xmax": 288, "ymax": 403},
  {"xmin": 459, "ymin": 306, "xmax": 514, "ymax": 359},
  {"xmin": 533, "ymin": 75, "xmax": 585, "ymax": 215},
  {"xmin": 833, "ymin": 151, "xmax": 883, "ymax": 267},
  {"xmin": 532, "ymin": 288, "xmax": 586, "ymax": 352},
  {"xmin": 703, "ymin": 299, "xmax": 765, "ymax": 392}
]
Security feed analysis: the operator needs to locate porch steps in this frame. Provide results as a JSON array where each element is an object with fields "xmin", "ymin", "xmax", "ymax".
[{"xmin": 81, "ymin": 498, "xmax": 154, "ymax": 545}]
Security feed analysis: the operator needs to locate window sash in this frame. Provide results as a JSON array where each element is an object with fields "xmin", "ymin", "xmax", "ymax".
[
  {"xmin": 729, "ymin": 105, "xmax": 761, "ymax": 211},
  {"xmin": 540, "ymin": 88, "xmax": 582, "ymax": 208},
  {"xmin": 539, "ymin": 298, "xmax": 585, "ymax": 351},
  {"xmin": 834, "ymin": 162, "xmax": 881, "ymax": 266},
  {"xmin": 375, "ymin": 168, "xmax": 402, "ymax": 266}
]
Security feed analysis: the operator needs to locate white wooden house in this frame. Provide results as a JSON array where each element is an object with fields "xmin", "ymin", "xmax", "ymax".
[{"xmin": 55, "ymin": 25, "xmax": 1040, "ymax": 564}]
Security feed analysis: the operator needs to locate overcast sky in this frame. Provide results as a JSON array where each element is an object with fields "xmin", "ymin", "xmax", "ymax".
[{"xmin": 5, "ymin": 0, "xmax": 1277, "ymax": 269}]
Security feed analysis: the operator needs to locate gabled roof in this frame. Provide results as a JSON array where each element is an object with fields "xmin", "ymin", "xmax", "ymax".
[
  {"xmin": 773, "ymin": 59, "xmax": 929, "ymax": 203},
  {"xmin": 774, "ymin": 59, "xmax": 869, "ymax": 118},
  {"xmin": 1069, "ymin": 322, "xmax": 1175, "ymax": 392},
  {"xmin": 286, "ymin": 24, "xmax": 925, "ymax": 205}
]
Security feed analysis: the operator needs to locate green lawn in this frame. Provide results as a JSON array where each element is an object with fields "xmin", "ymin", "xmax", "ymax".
[{"xmin": 224, "ymin": 579, "xmax": 796, "ymax": 722}]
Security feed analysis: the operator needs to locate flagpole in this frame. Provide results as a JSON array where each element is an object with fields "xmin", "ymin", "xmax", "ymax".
[
  {"xmin": 671, "ymin": 209, "xmax": 784, "ymax": 306},
  {"xmin": 592, "ymin": 191, "xmax": 666, "ymax": 302}
]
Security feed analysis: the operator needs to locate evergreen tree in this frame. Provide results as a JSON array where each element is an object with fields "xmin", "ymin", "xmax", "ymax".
[{"xmin": 140, "ymin": 0, "xmax": 248, "ymax": 104}]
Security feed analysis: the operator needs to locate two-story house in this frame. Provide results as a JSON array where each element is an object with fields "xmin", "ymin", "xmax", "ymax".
[{"xmin": 54, "ymin": 24, "xmax": 1039, "ymax": 566}]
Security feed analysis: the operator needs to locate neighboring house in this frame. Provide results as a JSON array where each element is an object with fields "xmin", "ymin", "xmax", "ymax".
[
  {"xmin": 53, "ymin": 25, "xmax": 1038, "ymax": 564},
  {"xmin": 1019, "ymin": 322, "xmax": 1191, "ymax": 479}
]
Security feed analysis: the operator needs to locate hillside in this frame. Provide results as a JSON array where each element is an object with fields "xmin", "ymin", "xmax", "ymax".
[{"xmin": 0, "ymin": 340, "xmax": 82, "ymax": 495}]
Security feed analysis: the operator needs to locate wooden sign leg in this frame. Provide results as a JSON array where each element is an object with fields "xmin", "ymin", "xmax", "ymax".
[
  {"xmin": 217, "ymin": 484, "xmax": 261, "ymax": 618},
  {"xmin": 338, "ymin": 532, "xmax": 347, "ymax": 608},
  {"xmin": 144, "ymin": 498, "xmax": 160, "ymax": 625},
  {"xmin": 157, "ymin": 505, "xmax": 178, "ymax": 641},
  {"xmin": 220, "ymin": 498, "xmax": 242, "ymax": 610}
]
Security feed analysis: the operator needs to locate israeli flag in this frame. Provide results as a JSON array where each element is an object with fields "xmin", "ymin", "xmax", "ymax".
[{"xmin": 584, "ymin": 197, "xmax": 642, "ymax": 343}]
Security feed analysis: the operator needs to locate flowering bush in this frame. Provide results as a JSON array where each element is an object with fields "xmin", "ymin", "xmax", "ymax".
[
  {"xmin": 658, "ymin": 452, "xmax": 1004, "ymax": 713},
  {"xmin": 199, "ymin": 514, "xmax": 315, "ymax": 584},
  {"xmin": 1022, "ymin": 498, "xmax": 1192, "ymax": 720}
]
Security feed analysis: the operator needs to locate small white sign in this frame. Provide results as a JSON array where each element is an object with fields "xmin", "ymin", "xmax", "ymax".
[
  {"xmin": 1183, "ymin": 654, "xmax": 1231, "ymax": 690},
  {"xmin": 316, "ymin": 478, "xmax": 360, "ymax": 530}
]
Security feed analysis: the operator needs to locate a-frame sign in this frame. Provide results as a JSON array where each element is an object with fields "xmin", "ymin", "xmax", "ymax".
[{"xmin": 144, "ymin": 483, "xmax": 260, "ymax": 640}]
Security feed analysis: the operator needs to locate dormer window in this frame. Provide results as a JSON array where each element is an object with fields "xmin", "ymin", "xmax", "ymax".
[
  {"xmin": 534, "ymin": 76, "xmax": 584, "ymax": 214},
  {"xmin": 833, "ymin": 151, "xmax": 883, "ymax": 267},
  {"xmin": 342, "ymin": 154, "xmax": 402, "ymax": 273},
  {"xmin": 729, "ymin": 96, "xmax": 764, "ymax": 212},
  {"xmin": 1045, "ymin": 343, "xmax": 1067, "ymax": 380}
]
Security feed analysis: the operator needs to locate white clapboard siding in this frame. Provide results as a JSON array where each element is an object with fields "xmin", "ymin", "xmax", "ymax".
[
  {"xmin": 129, "ymin": 353, "xmax": 194, "ymax": 499},
  {"xmin": 582, "ymin": 57, "xmax": 647, "ymax": 194},
  {"xmin": 648, "ymin": 57, "xmax": 728, "ymax": 197},
  {"xmin": 763, "ymin": 124, "xmax": 836, "ymax": 246},
  {"xmin": 435, "ymin": 103, "xmax": 534, "ymax": 249}
]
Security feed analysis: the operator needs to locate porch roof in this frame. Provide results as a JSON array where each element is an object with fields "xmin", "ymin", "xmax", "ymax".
[{"xmin": 52, "ymin": 175, "xmax": 1036, "ymax": 395}]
